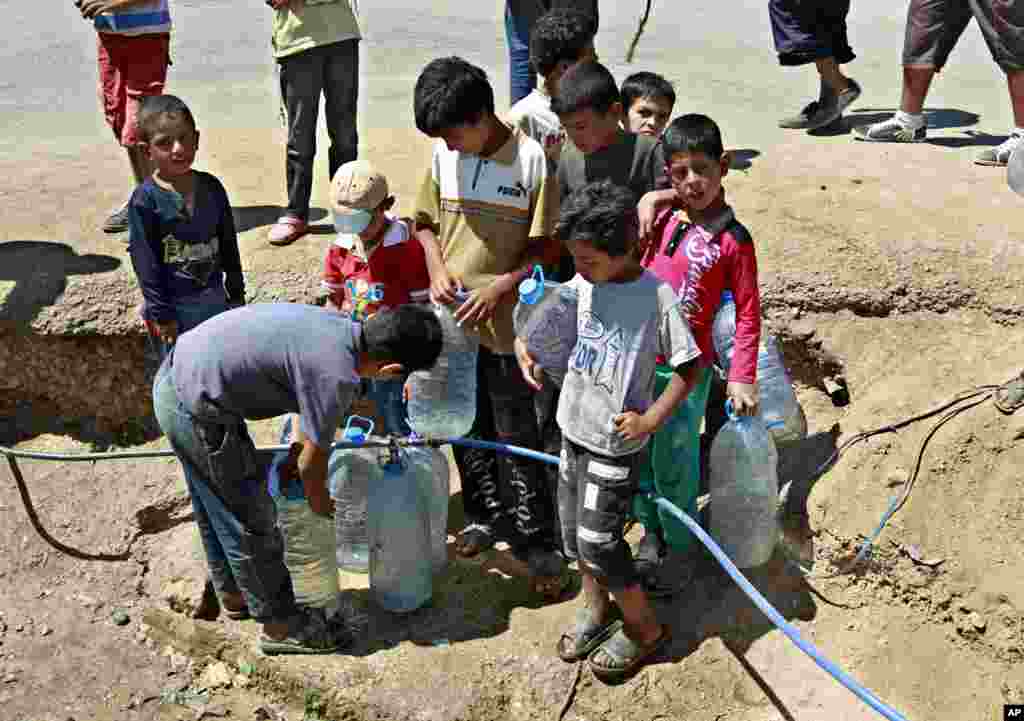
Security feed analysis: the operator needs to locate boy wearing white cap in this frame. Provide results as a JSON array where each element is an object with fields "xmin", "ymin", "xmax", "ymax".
[{"xmin": 323, "ymin": 160, "xmax": 432, "ymax": 434}]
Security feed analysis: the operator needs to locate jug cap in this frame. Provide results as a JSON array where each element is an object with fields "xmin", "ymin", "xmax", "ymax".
[
  {"xmin": 724, "ymin": 398, "xmax": 750, "ymax": 424},
  {"xmin": 518, "ymin": 265, "xmax": 545, "ymax": 305},
  {"xmin": 721, "ymin": 289, "xmax": 734, "ymax": 303}
]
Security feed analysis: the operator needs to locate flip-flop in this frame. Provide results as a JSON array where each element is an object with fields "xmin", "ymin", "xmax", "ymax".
[
  {"xmin": 994, "ymin": 372, "xmax": 1024, "ymax": 415},
  {"xmin": 588, "ymin": 624, "xmax": 672, "ymax": 684},
  {"xmin": 454, "ymin": 524, "xmax": 495, "ymax": 558},
  {"xmin": 267, "ymin": 216, "xmax": 308, "ymax": 247},
  {"xmin": 527, "ymin": 548, "xmax": 570, "ymax": 601},
  {"xmin": 556, "ymin": 606, "xmax": 622, "ymax": 662}
]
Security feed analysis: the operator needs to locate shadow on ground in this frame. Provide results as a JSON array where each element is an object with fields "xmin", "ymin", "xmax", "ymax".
[
  {"xmin": 809, "ymin": 107, "xmax": 981, "ymax": 138},
  {"xmin": 233, "ymin": 206, "xmax": 329, "ymax": 233},
  {"xmin": 0, "ymin": 241, "xmax": 120, "ymax": 324}
]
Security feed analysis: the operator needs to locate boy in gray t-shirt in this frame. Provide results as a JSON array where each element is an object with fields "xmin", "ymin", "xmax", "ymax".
[{"xmin": 515, "ymin": 180, "xmax": 701, "ymax": 683}]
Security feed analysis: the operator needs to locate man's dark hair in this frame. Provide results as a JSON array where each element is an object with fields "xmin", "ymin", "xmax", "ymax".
[
  {"xmin": 528, "ymin": 9, "xmax": 597, "ymax": 78},
  {"xmin": 137, "ymin": 95, "xmax": 197, "ymax": 143},
  {"xmin": 621, "ymin": 72, "xmax": 676, "ymax": 111},
  {"xmin": 661, "ymin": 113, "xmax": 725, "ymax": 159},
  {"xmin": 550, "ymin": 61, "xmax": 619, "ymax": 117},
  {"xmin": 555, "ymin": 179, "xmax": 637, "ymax": 258},
  {"xmin": 363, "ymin": 305, "xmax": 443, "ymax": 374},
  {"xmin": 414, "ymin": 57, "xmax": 495, "ymax": 137}
]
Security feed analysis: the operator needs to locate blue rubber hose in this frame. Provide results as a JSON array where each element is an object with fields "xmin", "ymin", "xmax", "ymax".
[
  {"xmin": 445, "ymin": 437, "xmax": 560, "ymax": 466},
  {"xmin": 652, "ymin": 495, "xmax": 910, "ymax": 721},
  {"xmin": 1, "ymin": 435, "xmax": 912, "ymax": 720}
]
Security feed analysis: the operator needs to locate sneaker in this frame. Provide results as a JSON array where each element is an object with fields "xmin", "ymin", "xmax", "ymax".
[
  {"xmin": 633, "ymin": 531, "xmax": 665, "ymax": 579},
  {"xmin": 779, "ymin": 100, "xmax": 825, "ymax": 130},
  {"xmin": 102, "ymin": 202, "xmax": 130, "ymax": 234},
  {"xmin": 974, "ymin": 132, "xmax": 1024, "ymax": 167},
  {"xmin": 643, "ymin": 551, "xmax": 697, "ymax": 599},
  {"xmin": 853, "ymin": 115, "xmax": 927, "ymax": 143},
  {"xmin": 259, "ymin": 607, "xmax": 344, "ymax": 656},
  {"xmin": 834, "ymin": 79, "xmax": 862, "ymax": 116},
  {"xmin": 779, "ymin": 78, "xmax": 831, "ymax": 129},
  {"xmin": 800, "ymin": 79, "xmax": 861, "ymax": 131}
]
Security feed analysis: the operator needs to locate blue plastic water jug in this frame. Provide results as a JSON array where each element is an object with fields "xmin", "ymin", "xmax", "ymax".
[
  {"xmin": 368, "ymin": 443, "xmax": 433, "ymax": 612},
  {"xmin": 329, "ymin": 416, "xmax": 376, "ymax": 573},
  {"xmin": 712, "ymin": 291, "xmax": 807, "ymax": 445},
  {"xmin": 708, "ymin": 400, "xmax": 780, "ymax": 568},
  {"xmin": 406, "ymin": 292, "xmax": 479, "ymax": 438},
  {"xmin": 267, "ymin": 415, "xmax": 340, "ymax": 616},
  {"xmin": 512, "ymin": 265, "xmax": 579, "ymax": 387}
]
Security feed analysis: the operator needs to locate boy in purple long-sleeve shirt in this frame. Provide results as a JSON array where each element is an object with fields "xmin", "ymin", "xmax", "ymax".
[{"xmin": 128, "ymin": 95, "xmax": 245, "ymax": 351}]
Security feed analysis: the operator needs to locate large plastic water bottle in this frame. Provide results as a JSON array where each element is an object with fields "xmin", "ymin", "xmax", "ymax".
[
  {"xmin": 708, "ymin": 401, "xmax": 779, "ymax": 568},
  {"xmin": 712, "ymin": 291, "xmax": 807, "ymax": 445},
  {"xmin": 404, "ymin": 440, "xmax": 451, "ymax": 573},
  {"xmin": 368, "ymin": 443, "xmax": 433, "ymax": 612},
  {"xmin": 512, "ymin": 265, "xmax": 579, "ymax": 387},
  {"xmin": 329, "ymin": 417, "xmax": 377, "ymax": 573},
  {"xmin": 268, "ymin": 416, "xmax": 340, "ymax": 617},
  {"xmin": 406, "ymin": 292, "xmax": 478, "ymax": 438}
]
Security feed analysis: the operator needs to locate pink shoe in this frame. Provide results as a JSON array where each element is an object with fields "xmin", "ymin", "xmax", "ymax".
[{"xmin": 267, "ymin": 216, "xmax": 308, "ymax": 246}]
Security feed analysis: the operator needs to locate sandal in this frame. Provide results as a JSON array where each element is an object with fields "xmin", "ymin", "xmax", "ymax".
[
  {"xmin": 642, "ymin": 552, "xmax": 697, "ymax": 600},
  {"xmin": 633, "ymin": 531, "xmax": 665, "ymax": 579},
  {"xmin": 588, "ymin": 624, "xmax": 672, "ymax": 684},
  {"xmin": 556, "ymin": 606, "xmax": 622, "ymax": 662},
  {"xmin": 267, "ymin": 216, "xmax": 308, "ymax": 247},
  {"xmin": 259, "ymin": 608, "xmax": 342, "ymax": 656},
  {"xmin": 454, "ymin": 524, "xmax": 495, "ymax": 558},
  {"xmin": 527, "ymin": 548, "xmax": 570, "ymax": 601},
  {"xmin": 994, "ymin": 371, "xmax": 1024, "ymax": 415}
]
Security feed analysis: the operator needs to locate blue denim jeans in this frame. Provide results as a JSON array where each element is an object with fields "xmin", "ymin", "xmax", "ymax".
[
  {"xmin": 150, "ymin": 293, "xmax": 231, "ymax": 361},
  {"xmin": 153, "ymin": 359, "xmax": 296, "ymax": 622},
  {"xmin": 505, "ymin": 0, "xmax": 536, "ymax": 105}
]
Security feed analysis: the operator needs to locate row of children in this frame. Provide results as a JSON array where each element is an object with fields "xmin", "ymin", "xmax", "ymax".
[{"xmin": 126, "ymin": 7, "xmax": 764, "ymax": 680}]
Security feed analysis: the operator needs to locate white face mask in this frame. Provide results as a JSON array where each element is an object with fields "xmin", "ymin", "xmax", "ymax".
[{"xmin": 333, "ymin": 208, "xmax": 374, "ymax": 235}]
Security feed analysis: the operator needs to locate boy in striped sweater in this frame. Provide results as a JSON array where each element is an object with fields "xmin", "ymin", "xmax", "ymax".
[{"xmin": 76, "ymin": 0, "xmax": 172, "ymax": 233}]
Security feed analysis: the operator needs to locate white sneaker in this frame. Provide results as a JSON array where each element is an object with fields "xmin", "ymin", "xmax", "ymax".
[
  {"xmin": 975, "ymin": 132, "xmax": 1024, "ymax": 167},
  {"xmin": 853, "ymin": 116, "xmax": 927, "ymax": 143}
]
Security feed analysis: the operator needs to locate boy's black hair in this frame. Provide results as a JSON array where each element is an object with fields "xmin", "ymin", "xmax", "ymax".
[
  {"xmin": 661, "ymin": 113, "xmax": 725, "ymax": 159},
  {"xmin": 555, "ymin": 179, "xmax": 637, "ymax": 258},
  {"xmin": 414, "ymin": 57, "xmax": 495, "ymax": 137},
  {"xmin": 363, "ymin": 305, "xmax": 443, "ymax": 374},
  {"xmin": 550, "ymin": 61, "xmax": 619, "ymax": 117},
  {"xmin": 620, "ymin": 72, "xmax": 676, "ymax": 111},
  {"xmin": 137, "ymin": 95, "xmax": 197, "ymax": 143},
  {"xmin": 528, "ymin": 9, "xmax": 597, "ymax": 78}
]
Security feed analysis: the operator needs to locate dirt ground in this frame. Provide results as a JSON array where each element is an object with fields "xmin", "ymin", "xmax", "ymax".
[{"xmin": 4, "ymin": 0, "xmax": 1024, "ymax": 718}]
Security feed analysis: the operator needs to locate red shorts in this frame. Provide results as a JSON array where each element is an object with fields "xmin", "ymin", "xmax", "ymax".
[{"xmin": 97, "ymin": 32, "xmax": 170, "ymax": 147}]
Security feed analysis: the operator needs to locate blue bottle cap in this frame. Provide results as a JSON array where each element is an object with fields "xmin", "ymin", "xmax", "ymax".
[
  {"xmin": 343, "ymin": 427, "xmax": 366, "ymax": 444},
  {"xmin": 518, "ymin": 265, "xmax": 545, "ymax": 305},
  {"xmin": 342, "ymin": 415, "xmax": 374, "ymax": 445},
  {"xmin": 722, "ymin": 289, "xmax": 734, "ymax": 303}
]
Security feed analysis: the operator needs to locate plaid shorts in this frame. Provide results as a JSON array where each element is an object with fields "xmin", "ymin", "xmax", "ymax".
[{"xmin": 903, "ymin": 0, "xmax": 1024, "ymax": 72}]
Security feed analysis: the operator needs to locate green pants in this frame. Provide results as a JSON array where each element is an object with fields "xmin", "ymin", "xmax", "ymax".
[{"xmin": 632, "ymin": 364, "xmax": 712, "ymax": 553}]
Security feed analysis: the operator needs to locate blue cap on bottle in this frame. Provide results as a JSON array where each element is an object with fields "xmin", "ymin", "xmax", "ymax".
[
  {"xmin": 342, "ymin": 416, "xmax": 374, "ymax": 445},
  {"xmin": 722, "ymin": 290, "xmax": 734, "ymax": 303},
  {"xmin": 518, "ymin": 265, "xmax": 545, "ymax": 306}
]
